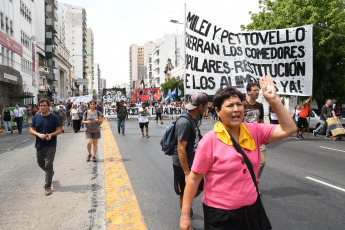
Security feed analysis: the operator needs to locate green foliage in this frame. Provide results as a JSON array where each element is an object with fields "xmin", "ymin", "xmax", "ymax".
[
  {"xmin": 160, "ymin": 77, "xmax": 184, "ymax": 101},
  {"xmin": 242, "ymin": 0, "xmax": 345, "ymax": 105}
]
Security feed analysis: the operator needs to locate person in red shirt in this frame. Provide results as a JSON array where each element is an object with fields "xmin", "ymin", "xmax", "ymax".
[{"xmin": 296, "ymin": 96, "xmax": 312, "ymax": 139}]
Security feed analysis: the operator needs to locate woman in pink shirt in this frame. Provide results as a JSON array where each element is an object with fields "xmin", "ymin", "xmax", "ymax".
[{"xmin": 180, "ymin": 76, "xmax": 296, "ymax": 230}]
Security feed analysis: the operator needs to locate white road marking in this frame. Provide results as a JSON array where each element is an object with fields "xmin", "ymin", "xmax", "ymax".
[
  {"xmin": 22, "ymin": 139, "xmax": 30, "ymax": 143},
  {"xmin": 319, "ymin": 146, "xmax": 345, "ymax": 153},
  {"xmin": 305, "ymin": 176, "xmax": 345, "ymax": 192}
]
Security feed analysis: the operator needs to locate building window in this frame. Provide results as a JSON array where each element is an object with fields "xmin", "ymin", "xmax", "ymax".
[
  {"xmin": 10, "ymin": 51, "xmax": 13, "ymax": 67},
  {"xmin": 10, "ymin": 20, "xmax": 13, "ymax": 36},
  {"xmin": 20, "ymin": 1, "xmax": 31, "ymax": 23},
  {"xmin": 0, "ymin": 12, "xmax": 3, "ymax": 30},
  {"xmin": 5, "ymin": 17, "xmax": 9, "ymax": 34},
  {"xmin": 6, "ymin": 49, "xmax": 9, "ymax": 66}
]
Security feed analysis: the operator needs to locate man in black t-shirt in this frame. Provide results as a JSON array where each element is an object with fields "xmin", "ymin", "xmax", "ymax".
[
  {"xmin": 313, "ymin": 99, "xmax": 336, "ymax": 138},
  {"xmin": 172, "ymin": 92, "xmax": 208, "ymax": 217},
  {"xmin": 30, "ymin": 99, "xmax": 61, "ymax": 196},
  {"xmin": 243, "ymin": 82, "xmax": 266, "ymax": 179}
]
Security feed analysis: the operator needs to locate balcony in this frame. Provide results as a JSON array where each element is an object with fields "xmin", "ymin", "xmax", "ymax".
[
  {"xmin": 48, "ymin": 59, "xmax": 58, "ymax": 69},
  {"xmin": 45, "ymin": 18, "xmax": 57, "ymax": 33},
  {"xmin": 39, "ymin": 84, "xmax": 47, "ymax": 91},
  {"xmin": 39, "ymin": 66, "xmax": 50, "ymax": 74},
  {"xmin": 45, "ymin": 0, "xmax": 58, "ymax": 10},
  {"xmin": 47, "ymin": 71, "xmax": 57, "ymax": 81},
  {"xmin": 45, "ymin": 32, "xmax": 58, "ymax": 45},
  {"xmin": 45, "ymin": 5, "xmax": 57, "ymax": 21},
  {"xmin": 46, "ymin": 45, "xmax": 58, "ymax": 58}
]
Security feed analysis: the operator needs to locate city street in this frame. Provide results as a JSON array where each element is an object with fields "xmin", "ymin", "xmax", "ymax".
[{"xmin": 0, "ymin": 118, "xmax": 344, "ymax": 229}]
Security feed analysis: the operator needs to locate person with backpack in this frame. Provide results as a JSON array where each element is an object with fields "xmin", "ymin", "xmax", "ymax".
[
  {"xmin": 82, "ymin": 100, "xmax": 103, "ymax": 162},
  {"xmin": 172, "ymin": 92, "xmax": 208, "ymax": 218}
]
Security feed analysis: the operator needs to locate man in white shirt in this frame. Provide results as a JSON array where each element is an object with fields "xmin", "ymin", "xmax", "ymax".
[
  {"xmin": 139, "ymin": 102, "xmax": 150, "ymax": 138},
  {"xmin": 13, "ymin": 104, "xmax": 24, "ymax": 134}
]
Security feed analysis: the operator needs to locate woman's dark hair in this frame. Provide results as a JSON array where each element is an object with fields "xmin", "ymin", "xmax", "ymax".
[
  {"xmin": 213, "ymin": 87, "xmax": 243, "ymax": 111},
  {"xmin": 39, "ymin": 98, "xmax": 50, "ymax": 106},
  {"xmin": 89, "ymin": 100, "xmax": 96, "ymax": 105}
]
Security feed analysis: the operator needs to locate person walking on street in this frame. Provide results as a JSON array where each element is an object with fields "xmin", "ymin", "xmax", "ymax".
[
  {"xmin": 154, "ymin": 100, "xmax": 163, "ymax": 124},
  {"xmin": 2, "ymin": 105, "xmax": 13, "ymax": 134},
  {"xmin": 79, "ymin": 103, "xmax": 87, "ymax": 130},
  {"xmin": 49, "ymin": 103, "xmax": 57, "ymax": 115},
  {"xmin": 82, "ymin": 101, "xmax": 103, "ymax": 162},
  {"xmin": 139, "ymin": 102, "xmax": 150, "ymax": 138},
  {"xmin": 180, "ymin": 77, "xmax": 296, "ymax": 230},
  {"xmin": 243, "ymin": 82, "xmax": 266, "ymax": 179},
  {"xmin": 71, "ymin": 104, "xmax": 81, "ymax": 133},
  {"xmin": 57, "ymin": 105, "xmax": 67, "ymax": 133},
  {"xmin": 13, "ymin": 104, "xmax": 24, "ymax": 134},
  {"xmin": 296, "ymin": 96, "xmax": 312, "ymax": 140},
  {"xmin": 115, "ymin": 100, "xmax": 128, "ymax": 136},
  {"xmin": 30, "ymin": 98, "xmax": 61, "ymax": 196},
  {"xmin": 96, "ymin": 101, "xmax": 104, "ymax": 117},
  {"xmin": 66, "ymin": 100, "xmax": 72, "ymax": 127},
  {"xmin": 207, "ymin": 102, "xmax": 216, "ymax": 123},
  {"xmin": 173, "ymin": 92, "xmax": 208, "ymax": 218},
  {"xmin": 291, "ymin": 104, "xmax": 301, "ymax": 125},
  {"xmin": 313, "ymin": 99, "xmax": 337, "ymax": 138}
]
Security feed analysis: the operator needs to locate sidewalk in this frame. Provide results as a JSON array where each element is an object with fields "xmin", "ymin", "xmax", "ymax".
[{"xmin": 0, "ymin": 125, "xmax": 106, "ymax": 229}]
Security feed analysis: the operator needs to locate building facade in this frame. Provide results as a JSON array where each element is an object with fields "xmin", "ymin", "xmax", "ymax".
[
  {"xmin": 94, "ymin": 63, "xmax": 101, "ymax": 100},
  {"xmin": 58, "ymin": 2, "xmax": 87, "ymax": 96},
  {"xmin": 151, "ymin": 34, "xmax": 184, "ymax": 88},
  {"xmin": 129, "ymin": 41, "xmax": 155, "ymax": 97},
  {"xmin": 86, "ymin": 28, "xmax": 94, "ymax": 94}
]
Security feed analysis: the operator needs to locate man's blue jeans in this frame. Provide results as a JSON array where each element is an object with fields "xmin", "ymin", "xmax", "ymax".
[
  {"xmin": 117, "ymin": 118, "xmax": 126, "ymax": 134},
  {"xmin": 315, "ymin": 120, "xmax": 331, "ymax": 136},
  {"xmin": 4, "ymin": 121, "xmax": 13, "ymax": 134}
]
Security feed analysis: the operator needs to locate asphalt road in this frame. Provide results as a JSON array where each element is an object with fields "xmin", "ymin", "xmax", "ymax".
[
  {"xmin": 0, "ymin": 125, "xmax": 106, "ymax": 230},
  {"xmin": 0, "ymin": 119, "xmax": 344, "ymax": 229},
  {"xmin": 110, "ymin": 118, "xmax": 345, "ymax": 230}
]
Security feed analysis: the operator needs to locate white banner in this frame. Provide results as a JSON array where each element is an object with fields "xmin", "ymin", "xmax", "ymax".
[
  {"xmin": 103, "ymin": 107, "xmax": 184, "ymax": 119},
  {"xmin": 185, "ymin": 11, "xmax": 313, "ymax": 96}
]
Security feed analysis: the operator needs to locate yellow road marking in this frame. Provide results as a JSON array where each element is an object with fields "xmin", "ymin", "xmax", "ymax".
[{"xmin": 102, "ymin": 120, "xmax": 147, "ymax": 230}]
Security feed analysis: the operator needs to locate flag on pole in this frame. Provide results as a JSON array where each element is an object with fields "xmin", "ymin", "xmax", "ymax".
[
  {"xmin": 168, "ymin": 89, "xmax": 172, "ymax": 97},
  {"xmin": 178, "ymin": 88, "xmax": 181, "ymax": 96},
  {"xmin": 172, "ymin": 88, "xmax": 176, "ymax": 95}
]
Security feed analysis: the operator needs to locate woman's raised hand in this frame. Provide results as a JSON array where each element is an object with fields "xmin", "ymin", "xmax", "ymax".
[{"xmin": 259, "ymin": 75, "xmax": 277, "ymax": 103}]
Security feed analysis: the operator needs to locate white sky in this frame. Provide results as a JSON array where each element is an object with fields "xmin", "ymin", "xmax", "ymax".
[{"xmin": 58, "ymin": 0, "xmax": 260, "ymax": 87}]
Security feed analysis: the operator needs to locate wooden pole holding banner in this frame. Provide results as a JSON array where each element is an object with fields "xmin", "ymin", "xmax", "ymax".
[{"xmin": 183, "ymin": 3, "xmax": 187, "ymax": 108}]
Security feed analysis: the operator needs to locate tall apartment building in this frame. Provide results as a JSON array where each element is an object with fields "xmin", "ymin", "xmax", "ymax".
[
  {"xmin": 129, "ymin": 41, "xmax": 155, "ymax": 96},
  {"xmin": 0, "ymin": 0, "xmax": 38, "ymax": 106},
  {"xmin": 58, "ymin": 2, "xmax": 87, "ymax": 96},
  {"xmin": 151, "ymin": 34, "xmax": 184, "ymax": 87},
  {"xmin": 94, "ymin": 63, "xmax": 101, "ymax": 100},
  {"xmin": 86, "ymin": 28, "xmax": 94, "ymax": 94}
]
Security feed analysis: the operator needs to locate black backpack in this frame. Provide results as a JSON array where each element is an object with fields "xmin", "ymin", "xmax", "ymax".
[{"xmin": 160, "ymin": 113, "xmax": 202, "ymax": 156}]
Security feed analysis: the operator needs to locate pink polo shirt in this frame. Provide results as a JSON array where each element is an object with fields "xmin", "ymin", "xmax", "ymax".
[{"xmin": 191, "ymin": 122, "xmax": 276, "ymax": 210}]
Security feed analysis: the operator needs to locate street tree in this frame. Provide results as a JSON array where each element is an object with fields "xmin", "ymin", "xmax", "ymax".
[
  {"xmin": 241, "ymin": 0, "xmax": 345, "ymax": 107},
  {"xmin": 161, "ymin": 77, "xmax": 184, "ymax": 102}
]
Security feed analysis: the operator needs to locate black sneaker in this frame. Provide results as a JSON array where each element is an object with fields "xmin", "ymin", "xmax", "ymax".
[
  {"xmin": 299, "ymin": 135, "xmax": 304, "ymax": 140},
  {"xmin": 325, "ymin": 136, "xmax": 331, "ymax": 139},
  {"xmin": 295, "ymin": 136, "xmax": 301, "ymax": 140},
  {"xmin": 313, "ymin": 130, "xmax": 316, "ymax": 137}
]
